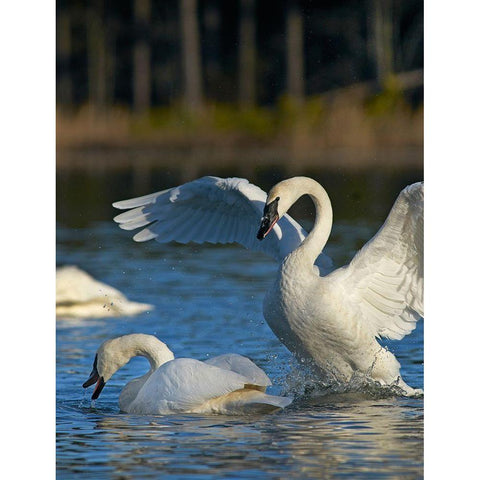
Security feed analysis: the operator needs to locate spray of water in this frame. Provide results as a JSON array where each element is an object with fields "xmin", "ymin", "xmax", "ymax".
[{"xmin": 276, "ymin": 356, "xmax": 423, "ymax": 400}]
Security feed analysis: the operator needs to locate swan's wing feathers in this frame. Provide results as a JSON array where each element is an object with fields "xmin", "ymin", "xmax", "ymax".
[
  {"xmin": 112, "ymin": 188, "xmax": 172, "ymax": 210},
  {"xmin": 329, "ymin": 182, "xmax": 423, "ymax": 340},
  {"xmin": 113, "ymin": 176, "xmax": 326, "ymax": 263},
  {"xmin": 205, "ymin": 353, "xmax": 272, "ymax": 388},
  {"xmin": 134, "ymin": 358, "xmax": 254, "ymax": 413}
]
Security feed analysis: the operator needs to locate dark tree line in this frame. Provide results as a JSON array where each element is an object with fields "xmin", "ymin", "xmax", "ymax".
[{"xmin": 56, "ymin": 0, "xmax": 423, "ymax": 113}]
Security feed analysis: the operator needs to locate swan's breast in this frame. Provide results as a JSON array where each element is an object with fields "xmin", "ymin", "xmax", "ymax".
[
  {"xmin": 264, "ymin": 260, "xmax": 325, "ymax": 350},
  {"xmin": 264, "ymin": 257, "xmax": 374, "ymax": 379}
]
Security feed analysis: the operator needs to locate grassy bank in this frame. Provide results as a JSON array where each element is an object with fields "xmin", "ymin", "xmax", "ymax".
[{"xmin": 57, "ymin": 83, "xmax": 423, "ymax": 174}]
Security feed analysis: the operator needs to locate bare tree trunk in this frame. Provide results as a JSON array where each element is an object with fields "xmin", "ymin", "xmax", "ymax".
[
  {"xmin": 133, "ymin": 0, "xmax": 151, "ymax": 115},
  {"xmin": 203, "ymin": 3, "xmax": 221, "ymax": 99},
  {"xmin": 87, "ymin": 0, "xmax": 113, "ymax": 112},
  {"xmin": 238, "ymin": 0, "xmax": 256, "ymax": 109},
  {"xmin": 179, "ymin": 0, "xmax": 203, "ymax": 112},
  {"xmin": 57, "ymin": 9, "xmax": 73, "ymax": 107},
  {"xmin": 369, "ymin": 0, "xmax": 394, "ymax": 84},
  {"xmin": 286, "ymin": 0, "xmax": 305, "ymax": 104}
]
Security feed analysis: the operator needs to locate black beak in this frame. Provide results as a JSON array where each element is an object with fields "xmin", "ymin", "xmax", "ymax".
[
  {"xmin": 83, "ymin": 354, "xmax": 106, "ymax": 400},
  {"xmin": 257, "ymin": 197, "xmax": 280, "ymax": 240}
]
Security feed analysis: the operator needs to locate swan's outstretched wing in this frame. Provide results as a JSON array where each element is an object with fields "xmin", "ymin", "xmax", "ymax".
[
  {"xmin": 205, "ymin": 353, "xmax": 271, "ymax": 389},
  {"xmin": 130, "ymin": 358, "xmax": 260, "ymax": 414},
  {"xmin": 113, "ymin": 176, "xmax": 332, "ymax": 269},
  {"xmin": 327, "ymin": 182, "xmax": 423, "ymax": 340}
]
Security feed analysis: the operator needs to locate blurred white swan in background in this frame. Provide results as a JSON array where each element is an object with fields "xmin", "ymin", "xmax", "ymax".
[
  {"xmin": 56, "ymin": 265, "xmax": 153, "ymax": 318},
  {"xmin": 83, "ymin": 333, "xmax": 292, "ymax": 415},
  {"xmin": 113, "ymin": 176, "xmax": 423, "ymax": 395}
]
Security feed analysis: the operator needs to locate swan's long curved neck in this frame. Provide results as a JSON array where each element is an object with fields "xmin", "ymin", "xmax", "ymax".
[
  {"xmin": 128, "ymin": 338, "xmax": 174, "ymax": 373},
  {"xmin": 108, "ymin": 334, "xmax": 175, "ymax": 379},
  {"xmin": 114, "ymin": 335, "xmax": 175, "ymax": 411},
  {"xmin": 292, "ymin": 178, "xmax": 333, "ymax": 266}
]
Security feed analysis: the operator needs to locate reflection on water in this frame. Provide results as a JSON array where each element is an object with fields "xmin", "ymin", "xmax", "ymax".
[
  {"xmin": 57, "ymin": 397, "xmax": 422, "ymax": 478},
  {"xmin": 57, "ymin": 169, "xmax": 423, "ymax": 479}
]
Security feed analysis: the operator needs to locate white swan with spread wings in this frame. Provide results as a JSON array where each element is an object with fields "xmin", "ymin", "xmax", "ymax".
[{"xmin": 113, "ymin": 176, "xmax": 423, "ymax": 395}]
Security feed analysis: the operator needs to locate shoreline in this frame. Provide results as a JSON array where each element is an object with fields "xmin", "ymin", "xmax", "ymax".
[{"xmin": 57, "ymin": 145, "xmax": 423, "ymax": 178}]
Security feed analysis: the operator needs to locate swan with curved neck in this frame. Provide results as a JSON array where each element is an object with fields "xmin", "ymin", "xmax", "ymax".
[
  {"xmin": 83, "ymin": 333, "xmax": 292, "ymax": 415},
  {"xmin": 113, "ymin": 175, "xmax": 424, "ymax": 395},
  {"xmin": 258, "ymin": 177, "xmax": 422, "ymax": 394}
]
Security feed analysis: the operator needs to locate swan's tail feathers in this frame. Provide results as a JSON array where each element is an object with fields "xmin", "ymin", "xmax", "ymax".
[
  {"xmin": 394, "ymin": 377, "xmax": 424, "ymax": 397},
  {"xmin": 259, "ymin": 394, "xmax": 293, "ymax": 409},
  {"xmin": 217, "ymin": 390, "xmax": 293, "ymax": 415},
  {"xmin": 240, "ymin": 394, "xmax": 293, "ymax": 414}
]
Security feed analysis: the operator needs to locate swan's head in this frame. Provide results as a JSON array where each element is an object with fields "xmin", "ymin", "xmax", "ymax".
[
  {"xmin": 83, "ymin": 334, "xmax": 174, "ymax": 400},
  {"xmin": 257, "ymin": 178, "xmax": 303, "ymax": 240}
]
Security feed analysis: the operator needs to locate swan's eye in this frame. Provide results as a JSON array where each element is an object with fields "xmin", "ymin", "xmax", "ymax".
[{"xmin": 275, "ymin": 196, "xmax": 280, "ymax": 201}]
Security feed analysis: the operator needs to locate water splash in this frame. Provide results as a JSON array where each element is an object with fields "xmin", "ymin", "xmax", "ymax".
[
  {"xmin": 79, "ymin": 389, "xmax": 96, "ymax": 409},
  {"xmin": 278, "ymin": 358, "xmax": 423, "ymax": 400}
]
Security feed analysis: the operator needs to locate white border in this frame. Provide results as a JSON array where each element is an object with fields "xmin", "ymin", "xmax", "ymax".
[{"xmin": 2, "ymin": 1, "xmax": 55, "ymax": 476}]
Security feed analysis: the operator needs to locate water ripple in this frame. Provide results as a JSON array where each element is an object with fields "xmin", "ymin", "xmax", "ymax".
[{"xmin": 57, "ymin": 220, "xmax": 423, "ymax": 479}]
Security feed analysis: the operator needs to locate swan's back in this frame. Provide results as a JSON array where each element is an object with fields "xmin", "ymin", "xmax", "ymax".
[
  {"xmin": 56, "ymin": 265, "xmax": 153, "ymax": 318},
  {"xmin": 127, "ymin": 358, "xmax": 291, "ymax": 415},
  {"xmin": 204, "ymin": 353, "xmax": 271, "ymax": 391}
]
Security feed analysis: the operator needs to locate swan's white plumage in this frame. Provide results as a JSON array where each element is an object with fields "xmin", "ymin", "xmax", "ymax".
[
  {"xmin": 113, "ymin": 176, "xmax": 423, "ymax": 395},
  {"xmin": 204, "ymin": 353, "xmax": 272, "ymax": 389},
  {"xmin": 130, "ymin": 358, "xmax": 262, "ymax": 414},
  {"xmin": 56, "ymin": 265, "xmax": 153, "ymax": 318},
  {"xmin": 113, "ymin": 176, "xmax": 333, "ymax": 271},
  {"xmin": 86, "ymin": 334, "xmax": 292, "ymax": 415},
  {"xmin": 327, "ymin": 182, "xmax": 423, "ymax": 341}
]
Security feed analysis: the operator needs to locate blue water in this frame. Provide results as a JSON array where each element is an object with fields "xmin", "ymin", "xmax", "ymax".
[{"xmin": 57, "ymin": 210, "xmax": 423, "ymax": 478}]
